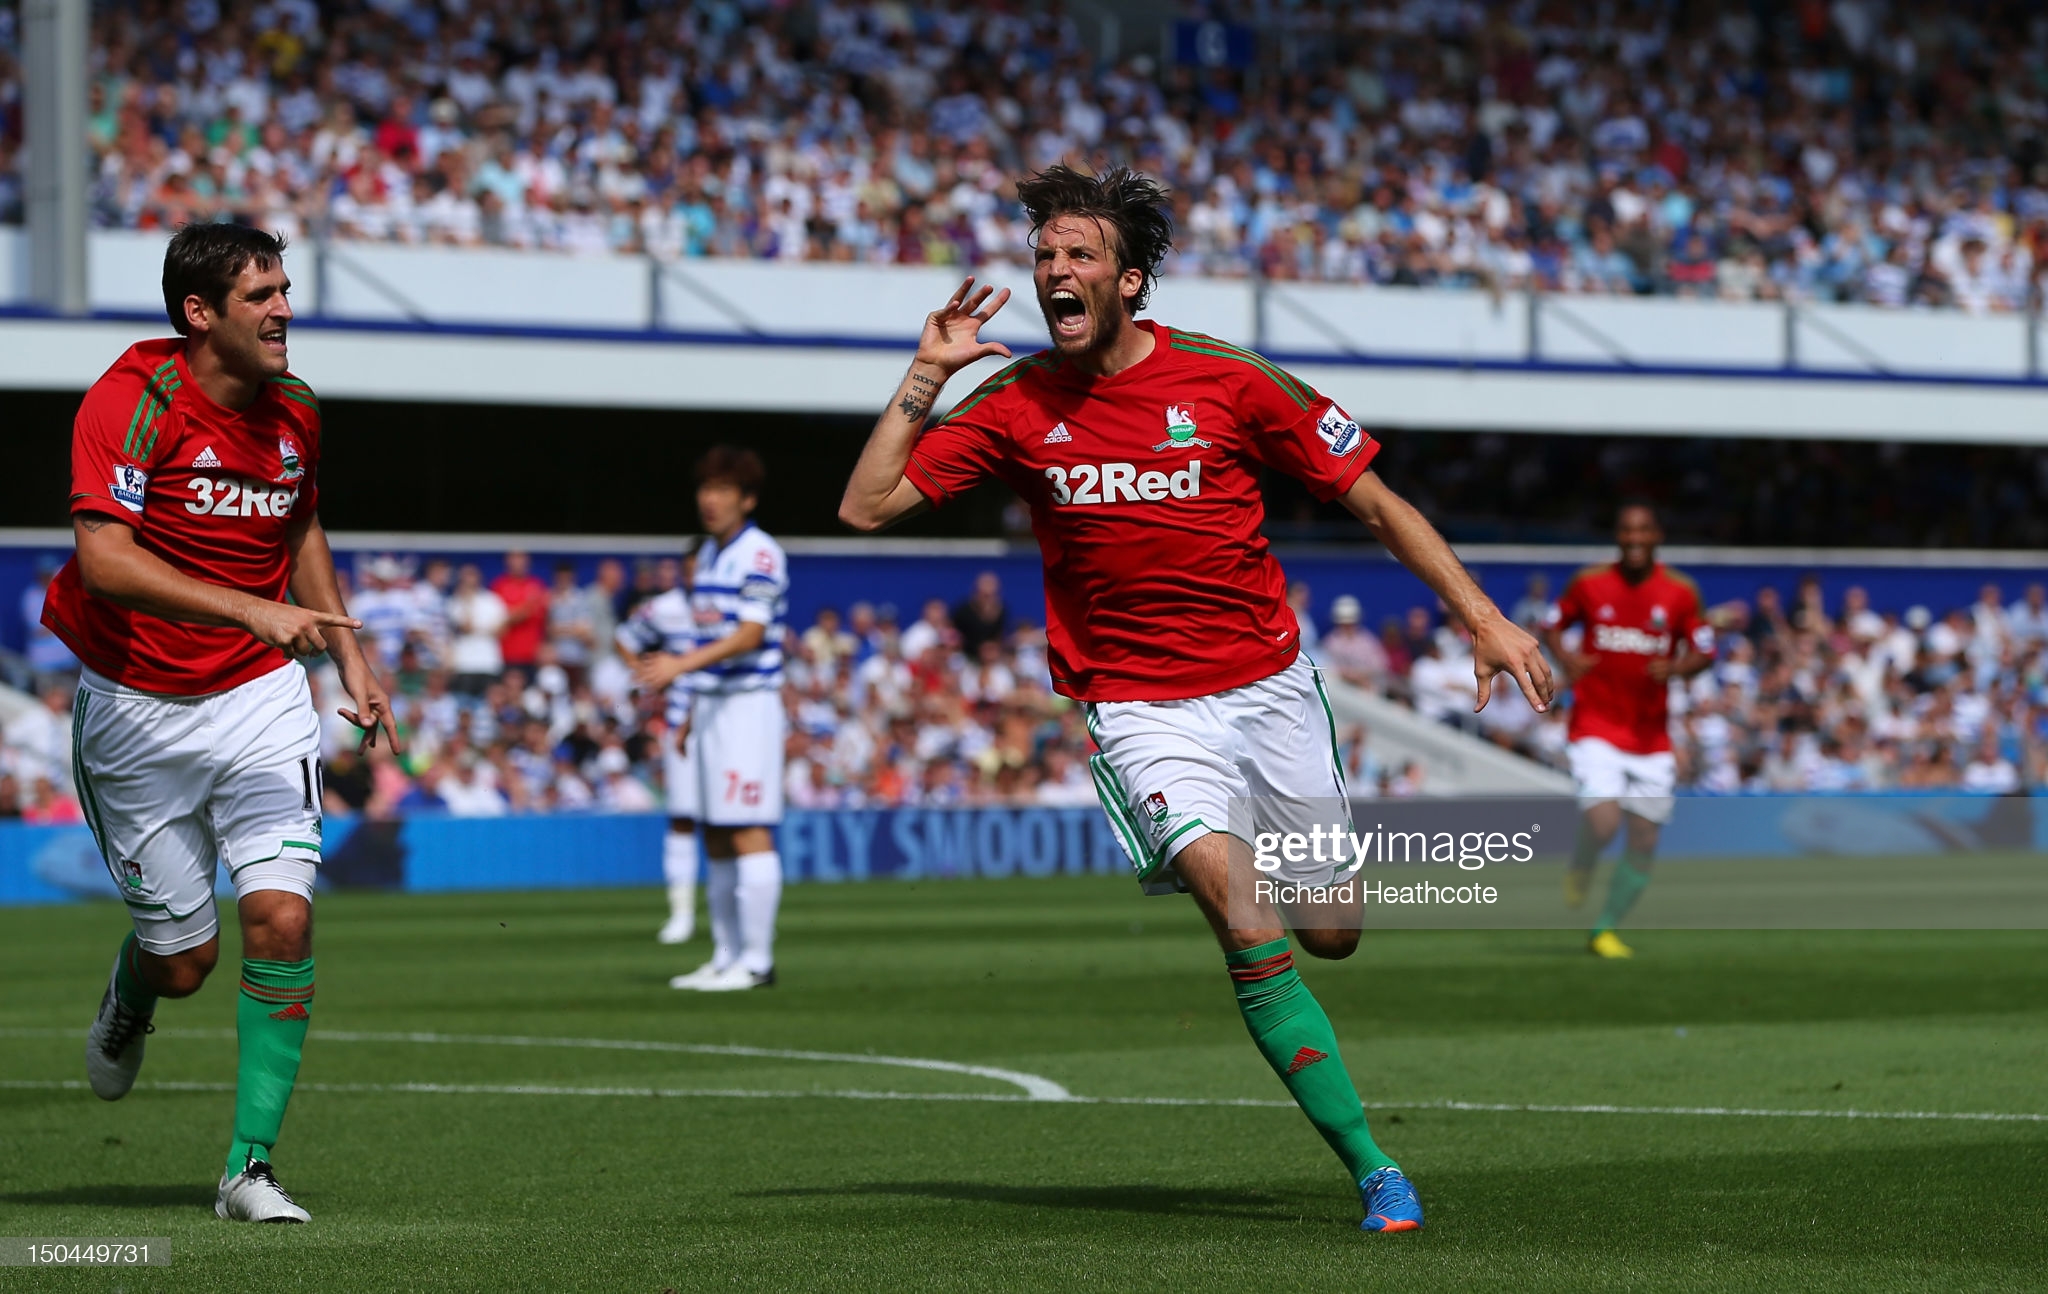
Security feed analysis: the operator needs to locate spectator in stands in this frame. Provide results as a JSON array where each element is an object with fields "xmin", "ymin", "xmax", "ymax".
[
  {"xmin": 951, "ymin": 572, "xmax": 1009, "ymax": 658},
  {"xmin": 1287, "ymin": 581, "xmax": 1320, "ymax": 654},
  {"xmin": 447, "ymin": 563, "xmax": 508, "ymax": 696},
  {"xmin": 547, "ymin": 561, "xmax": 598, "ymax": 682},
  {"xmin": 19, "ymin": 557, "xmax": 77, "ymax": 688},
  {"xmin": 492, "ymin": 550, "xmax": 549, "ymax": 672},
  {"xmin": 21, "ymin": 774, "xmax": 83, "ymax": 825},
  {"xmin": 1319, "ymin": 596, "xmax": 1389, "ymax": 690}
]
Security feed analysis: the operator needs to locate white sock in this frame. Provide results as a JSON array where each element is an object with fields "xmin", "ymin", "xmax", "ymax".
[
  {"xmin": 735, "ymin": 851, "xmax": 783, "ymax": 975},
  {"xmin": 706, "ymin": 858, "xmax": 740, "ymax": 970},
  {"xmin": 662, "ymin": 830, "xmax": 698, "ymax": 927}
]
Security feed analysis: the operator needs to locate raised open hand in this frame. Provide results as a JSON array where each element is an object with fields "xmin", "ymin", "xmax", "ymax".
[{"xmin": 915, "ymin": 277, "xmax": 1013, "ymax": 377}]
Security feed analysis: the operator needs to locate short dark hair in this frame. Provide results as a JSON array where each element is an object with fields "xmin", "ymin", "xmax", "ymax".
[
  {"xmin": 1015, "ymin": 165, "xmax": 1174, "ymax": 313},
  {"xmin": 696, "ymin": 445, "xmax": 766, "ymax": 497},
  {"xmin": 162, "ymin": 223, "xmax": 289, "ymax": 336}
]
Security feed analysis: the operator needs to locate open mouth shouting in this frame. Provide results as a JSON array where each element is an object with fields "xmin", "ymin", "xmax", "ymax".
[
  {"xmin": 1046, "ymin": 287, "xmax": 1089, "ymax": 342},
  {"xmin": 259, "ymin": 326, "xmax": 288, "ymax": 358}
]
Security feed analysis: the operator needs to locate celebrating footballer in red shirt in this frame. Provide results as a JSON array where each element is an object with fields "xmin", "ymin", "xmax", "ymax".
[
  {"xmin": 1542, "ymin": 503, "xmax": 1715, "ymax": 958},
  {"xmin": 841, "ymin": 165, "xmax": 1555, "ymax": 1234},
  {"xmin": 50, "ymin": 225, "xmax": 396, "ymax": 1224}
]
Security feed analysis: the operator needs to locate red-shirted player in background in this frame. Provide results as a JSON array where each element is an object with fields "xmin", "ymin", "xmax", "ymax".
[
  {"xmin": 840, "ymin": 166, "xmax": 1554, "ymax": 1235},
  {"xmin": 43, "ymin": 225, "xmax": 396, "ymax": 1222},
  {"xmin": 1542, "ymin": 503, "xmax": 1715, "ymax": 959}
]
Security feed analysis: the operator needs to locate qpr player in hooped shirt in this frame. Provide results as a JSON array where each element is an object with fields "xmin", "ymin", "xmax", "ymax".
[{"xmin": 839, "ymin": 165, "xmax": 1556, "ymax": 1235}]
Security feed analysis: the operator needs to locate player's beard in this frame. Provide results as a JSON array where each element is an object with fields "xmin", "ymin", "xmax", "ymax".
[{"xmin": 1038, "ymin": 277, "xmax": 1124, "ymax": 359}]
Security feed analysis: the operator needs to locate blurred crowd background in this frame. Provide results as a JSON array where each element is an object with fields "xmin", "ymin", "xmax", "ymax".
[
  {"xmin": 4, "ymin": 547, "xmax": 2044, "ymax": 823},
  {"xmin": 0, "ymin": 0, "xmax": 2044, "ymax": 309}
]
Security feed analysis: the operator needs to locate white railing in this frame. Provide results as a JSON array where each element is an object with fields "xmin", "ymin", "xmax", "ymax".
[{"xmin": 4, "ymin": 228, "xmax": 2042, "ymax": 383}]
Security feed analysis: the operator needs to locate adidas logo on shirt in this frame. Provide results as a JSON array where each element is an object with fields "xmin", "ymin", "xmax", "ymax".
[
  {"xmin": 192, "ymin": 446, "xmax": 222, "ymax": 468},
  {"xmin": 1042, "ymin": 423, "xmax": 1072, "ymax": 444}
]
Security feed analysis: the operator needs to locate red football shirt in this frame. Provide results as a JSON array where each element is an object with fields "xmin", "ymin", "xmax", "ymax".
[
  {"xmin": 43, "ymin": 338, "xmax": 323, "ymax": 695},
  {"xmin": 907, "ymin": 321, "xmax": 1378, "ymax": 701},
  {"xmin": 1543, "ymin": 562, "xmax": 1710, "ymax": 754}
]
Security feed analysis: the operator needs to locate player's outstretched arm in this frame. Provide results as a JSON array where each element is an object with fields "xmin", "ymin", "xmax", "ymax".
[
  {"xmin": 1341, "ymin": 470, "xmax": 1555, "ymax": 713},
  {"xmin": 73, "ymin": 514, "xmax": 361, "ymax": 657},
  {"xmin": 287, "ymin": 513, "xmax": 400, "ymax": 751},
  {"xmin": 839, "ymin": 276, "xmax": 1010, "ymax": 533}
]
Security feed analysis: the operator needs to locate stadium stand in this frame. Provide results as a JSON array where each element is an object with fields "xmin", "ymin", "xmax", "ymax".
[
  {"xmin": 5, "ymin": 549, "xmax": 2044, "ymax": 825},
  {"xmin": 0, "ymin": 1, "xmax": 2043, "ymax": 311}
]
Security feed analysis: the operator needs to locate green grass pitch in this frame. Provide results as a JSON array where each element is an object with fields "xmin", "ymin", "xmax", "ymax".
[{"xmin": 2, "ymin": 874, "xmax": 2045, "ymax": 1292}]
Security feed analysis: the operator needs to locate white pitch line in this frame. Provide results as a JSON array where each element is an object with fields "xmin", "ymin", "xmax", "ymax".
[
  {"xmin": 3, "ymin": 1078, "xmax": 2045, "ymax": 1124},
  {"xmin": 7, "ymin": 1028, "xmax": 2046, "ymax": 1123},
  {"xmin": 0, "ymin": 1027, "xmax": 1072, "ymax": 1102}
]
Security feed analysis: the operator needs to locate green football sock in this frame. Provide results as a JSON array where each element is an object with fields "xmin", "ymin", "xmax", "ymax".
[
  {"xmin": 1594, "ymin": 850, "xmax": 1655, "ymax": 933},
  {"xmin": 1226, "ymin": 939, "xmax": 1397, "ymax": 1184},
  {"xmin": 1569, "ymin": 821, "xmax": 1603, "ymax": 874},
  {"xmin": 113, "ymin": 932, "xmax": 158, "ymax": 1015},
  {"xmin": 226, "ymin": 958, "xmax": 314, "ymax": 1178}
]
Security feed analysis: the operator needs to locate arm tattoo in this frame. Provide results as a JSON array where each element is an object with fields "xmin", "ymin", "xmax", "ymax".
[
  {"xmin": 898, "ymin": 370, "xmax": 941, "ymax": 422},
  {"xmin": 79, "ymin": 515, "xmax": 111, "ymax": 532}
]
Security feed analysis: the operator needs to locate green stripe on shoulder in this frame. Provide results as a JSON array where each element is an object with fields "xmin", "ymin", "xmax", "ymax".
[
  {"xmin": 1166, "ymin": 329, "xmax": 1314, "ymax": 409},
  {"xmin": 269, "ymin": 380, "xmax": 320, "ymax": 413},
  {"xmin": 940, "ymin": 355, "xmax": 1050, "ymax": 423}
]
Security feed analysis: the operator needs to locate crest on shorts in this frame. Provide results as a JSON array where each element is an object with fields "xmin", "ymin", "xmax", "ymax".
[
  {"xmin": 121, "ymin": 859, "xmax": 144, "ymax": 892},
  {"xmin": 1153, "ymin": 405, "xmax": 1211, "ymax": 452},
  {"xmin": 277, "ymin": 436, "xmax": 304, "ymax": 483},
  {"xmin": 1145, "ymin": 791, "xmax": 1170, "ymax": 820}
]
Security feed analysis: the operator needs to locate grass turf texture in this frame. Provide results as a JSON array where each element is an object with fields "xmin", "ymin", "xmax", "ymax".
[{"xmin": 2, "ymin": 876, "xmax": 2045, "ymax": 1292}]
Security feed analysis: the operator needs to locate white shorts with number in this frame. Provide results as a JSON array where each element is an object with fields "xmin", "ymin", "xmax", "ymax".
[
  {"xmin": 1085, "ymin": 654, "xmax": 1350, "ymax": 893},
  {"xmin": 73, "ymin": 661, "xmax": 323, "ymax": 955},
  {"xmin": 1568, "ymin": 736, "xmax": 1677, "ymax": 825},
  {"xmin": 685, "ymin": 689, "xmax": 785, "ymax": 827}
]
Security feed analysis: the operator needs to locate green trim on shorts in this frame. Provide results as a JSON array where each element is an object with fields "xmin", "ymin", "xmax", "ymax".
[
  {"xmin": 227, "ymin": 840, "xmax": 323, "ymax": 878},
  {"xmin": 121, "ymin": 894, "xmax": 216, "ymax": 922},
  {"xmin": 1088, "ymin": 753, "xmax": 1154, "ymax": 878},
  {"xmin": 71, "ymin": 690, "xmax": 114, "ymax": 868},
  {"xmin": 1305, "ymin": 657, "xmax": 1351, "ymax": 800}
]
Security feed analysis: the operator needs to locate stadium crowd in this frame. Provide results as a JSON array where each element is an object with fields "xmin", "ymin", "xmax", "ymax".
[
  {"xmin": 0, "ymin": 1, "xmax": 2045, "ymax": 310},
  {"xmin": 4, "ymin": 549, "xmax": 2046, "ymax": 822}
]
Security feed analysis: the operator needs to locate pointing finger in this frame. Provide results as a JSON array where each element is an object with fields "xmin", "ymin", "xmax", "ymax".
[{"xmin": 314, "ymin": 611, "xmax": 363, "ymax": 629}]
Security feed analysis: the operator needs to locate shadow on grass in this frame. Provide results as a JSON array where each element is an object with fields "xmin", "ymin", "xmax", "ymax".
[
  {"xmin": 0, "ymin": 1183, "xmax": 216, "ymax": 1209},
  {"xmin": 744, "ymin": 1181, "xmax": 1322, "ymax": 1221}
]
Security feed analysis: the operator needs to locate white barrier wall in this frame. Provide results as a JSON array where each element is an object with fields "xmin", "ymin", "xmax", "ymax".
[{"xmin": 0, "ymin": 229, "xmax": 2044, "ymax": 441}]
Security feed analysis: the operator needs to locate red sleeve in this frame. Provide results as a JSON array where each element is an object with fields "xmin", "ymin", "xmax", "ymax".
[
  {"xmin": 1676, "ymin": 582, "xmax": 1714, "ymax": 654},
  {"xmin": 905, "ymin": 398, "xmax": 1012, "ymax": 507},
  {"xmin": 1544, "ymin": 577, "xmax": 1587, "ymax": 632},
  {"xmin": 69, "ymin": 375, "xmax": 157, "ymax": 524},
  {"xmin": 1237, "ymin": 365, "xmax": 1379, "ymax": 502}
]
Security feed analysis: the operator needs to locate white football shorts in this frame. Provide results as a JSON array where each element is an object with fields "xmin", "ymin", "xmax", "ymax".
[
  {"xmin": 661, "ymin": 719, "xmax": 699, "ymax": 820},
  {"xmin": 73, "ymin": 661, "xmax": 323, "ymax": 955},
  {"xmin": 1568, "ymin": 735, "xmax": 1677, "ymax": 825},
  {"xmin": 684, "ymin": 688, "xmax": 786, "ymax": 827},
  {"xmin": 1084, "ymin": 654, "xmax": 1351, "ymax": 893}
]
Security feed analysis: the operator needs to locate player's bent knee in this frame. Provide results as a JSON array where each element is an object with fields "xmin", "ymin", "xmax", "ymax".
[
  {"xmin": 143, "ymin": 940, "xmax": 220, "ymax": 997},
  {"xmin": 1294, "ymin": 927, "xmax": 1361, "ymax": 960},
  {"xmin": 239, "ymin": 891, "xmax": 314, "ymax": 960}
]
